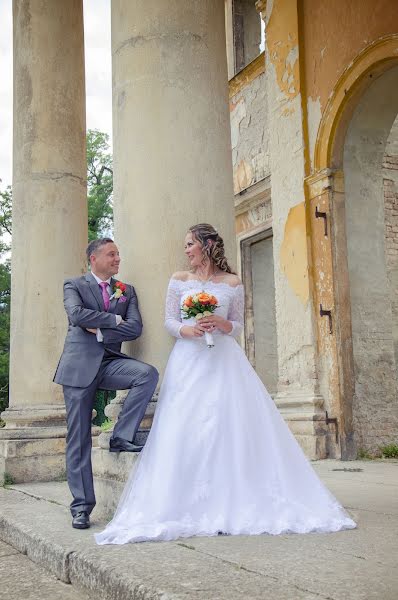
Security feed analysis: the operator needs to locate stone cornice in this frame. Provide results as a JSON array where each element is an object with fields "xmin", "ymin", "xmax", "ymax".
[
  {"xmin": 229, "ymin": 52, "xmax": 265, "ymax": 98},
  {"xmin": 305, "ymin": 169, "xmax": 344, "ymax": 199},
  {"xmin": 234, "ymin": 177, "xmax": 271, "ymax": 215}
]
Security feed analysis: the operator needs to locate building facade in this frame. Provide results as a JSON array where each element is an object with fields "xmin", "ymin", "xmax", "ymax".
[{"xmin": 1, "ymin": 0, "xmax": 398, "ymax": 487}]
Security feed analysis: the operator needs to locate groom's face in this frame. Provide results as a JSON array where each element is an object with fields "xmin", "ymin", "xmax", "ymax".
[{"xmin": 91, "ymin": 242, "xmax": 120, "ymax": 279}]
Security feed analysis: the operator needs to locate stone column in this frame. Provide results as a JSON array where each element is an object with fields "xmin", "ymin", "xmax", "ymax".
[
  {"xmin": 264, "ymin": 0, "xmax": 326, "ymax": 458},
  {"xmin": 111, "ymin": 0, "xmax": 236, "ymax": 376},
  {"xmin": 0, "ymin": 0, "xmax": 87, "ymax": 482},
  {"xmin": 92, "ymin": 0, "xmax": 236, "ymax": 516}
]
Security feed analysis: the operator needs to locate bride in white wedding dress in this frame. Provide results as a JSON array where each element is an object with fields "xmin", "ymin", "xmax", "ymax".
[{"xmin": 95, "ymin": 223, "xmax": 356, "ymax": 545}]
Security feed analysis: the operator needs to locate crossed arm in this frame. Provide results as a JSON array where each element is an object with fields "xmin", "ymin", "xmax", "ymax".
[{"xmin": 63, "ymin": 280, "xmax": 143, "ymax": 343}]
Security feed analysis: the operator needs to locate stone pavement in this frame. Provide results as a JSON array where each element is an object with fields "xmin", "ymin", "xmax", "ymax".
[
  {"xmin": 0, "ymin": 539, "xmax": 90, "ymax": 600},
  {"xmin": 0, "ymin": 460, "xmax": 397, "ymax": 600}
]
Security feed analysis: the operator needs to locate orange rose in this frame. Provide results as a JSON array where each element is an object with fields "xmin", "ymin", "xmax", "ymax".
[
  {"xmin": 184, "ymin": 296, "xmax": 194, "ymax": 308},
  {"xmin": 197, "ymin": 293, "xmax": 211, "ymax": 305},
  {"xmin": 209, "ymin": 296, "xmax": 217, "ymax": 306}
]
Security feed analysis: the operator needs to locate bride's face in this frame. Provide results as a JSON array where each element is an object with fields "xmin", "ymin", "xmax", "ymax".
[{"xmin": 184, "ymin": 232, "xmax": 204, "ymax": 268}]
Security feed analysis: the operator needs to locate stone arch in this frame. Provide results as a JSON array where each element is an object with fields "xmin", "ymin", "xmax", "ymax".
[
  {"xmin": 314, "ymin": 34, "xmax": 398, "ymax": 172},
  {"xmin": 311, "ymin": 37, "xmax": 398, "ymax": 455}
]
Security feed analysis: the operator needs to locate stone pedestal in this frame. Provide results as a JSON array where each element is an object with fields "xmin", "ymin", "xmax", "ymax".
[
  {"xmin": 92, "ymin": 448, "xmax": 138, "ymax": 520},
  {"xmin": 0, "ymin": 0, "xmax": 87, "ymax": 483},
  {"xmin": 98, "ymin": 391, "xmax": 157, "ymax": 449},
  {"xmin": 275, "ymin": 391, "xmax": 328, "ymax": 459}
]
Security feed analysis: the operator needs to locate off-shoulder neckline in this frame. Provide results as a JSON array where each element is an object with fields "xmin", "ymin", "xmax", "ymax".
[{"xmin": 170, "ymin": 277, "xmax": 243, "ymax": 290}]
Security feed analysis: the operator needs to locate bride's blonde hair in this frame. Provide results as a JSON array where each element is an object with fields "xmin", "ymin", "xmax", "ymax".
[{"xmin": 188, "ymin": 223, "xmax": 236, "ymax": 274}]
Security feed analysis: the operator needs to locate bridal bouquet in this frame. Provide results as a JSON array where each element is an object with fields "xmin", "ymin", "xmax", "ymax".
[{"xmin": 182, "ymin": 292, "xmax": 219, "ymax": 348}]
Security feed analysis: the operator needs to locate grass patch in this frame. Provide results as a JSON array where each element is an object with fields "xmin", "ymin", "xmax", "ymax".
[
  {"xmin": 357, "ymin": 448, "xmax": 374, "ymax": 460},
  {"xmin": 2, "ymin": 472, "xmax": 14, "ymax": 487},
  {"xmin": 379, "ymin": 444, "xmax": 398, "ymax": 459},
  {"xmin": 100, "ymin": 419, "xmax": 114, "ymax": 432}
]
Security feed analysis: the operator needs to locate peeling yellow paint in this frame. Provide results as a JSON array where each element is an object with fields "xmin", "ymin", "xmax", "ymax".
[
  {"xmin": 280, "ymin": 202, "xmax": 309, "ymax": 304},
  {"xmin": 233, "ymin": 160, "xmax": 253, "ymax": 194},
  {"xmin": 266, "ymin": 0, "xmax": 300, "ymax": 99},
  {"xmin": 281, "ymin": 106, "xmax": 295, "ymax": 117}
]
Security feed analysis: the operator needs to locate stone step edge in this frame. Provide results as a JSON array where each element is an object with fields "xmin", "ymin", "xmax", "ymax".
[{"xmin": 0, "ymin": 493, "xmax": 165, "ymax": 600}]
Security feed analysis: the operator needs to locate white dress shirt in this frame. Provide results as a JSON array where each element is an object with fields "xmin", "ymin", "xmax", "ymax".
[{"xmin": 90, "ymin": 272, "xmax": 122, "ymax": 342}]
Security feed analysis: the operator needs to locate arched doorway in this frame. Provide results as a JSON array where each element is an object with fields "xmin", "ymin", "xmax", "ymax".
[
  {"xmin": 311, "ymin": 36, "xmax": 398, "ymax": 458},
  {"xmin": 342, "ymin": 66, "xmax": 398, "ymax": 453}
]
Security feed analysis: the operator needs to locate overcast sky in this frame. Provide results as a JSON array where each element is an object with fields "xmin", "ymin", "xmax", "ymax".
[{"xmin": 0, "ymin": 0, "xmax": 112, "ymax": 189}]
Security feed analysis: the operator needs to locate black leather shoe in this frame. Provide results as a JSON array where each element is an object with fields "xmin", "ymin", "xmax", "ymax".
[
  {"xmin": 72, "ymin": 511, "xmax": 90, "ymax": 529},
  {"xmin": 109, "ymin": 436, "xmax": 144, "ymax": 453}
]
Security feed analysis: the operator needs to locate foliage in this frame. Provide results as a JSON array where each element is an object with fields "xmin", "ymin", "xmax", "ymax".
[
  {"xmin": 379, "ymin": 444, "xmax": 398, "ymax": 458},
  {"xmin": 2, "ymin": 472, "xmax": 14, "ymax": 487},
  {"xmin": 86, "ymin": 129, "xmax": 114, "ymax": 423},
  {"xmin": 93, "ymin": 390, "xmax": 116, "ymax": 427},
  {"xmin": 100, "ymin": 418, "xmax": 115, "ymax": 432},
  {"xmin": 0, "ymin": 184, "xmax": 11, "ymax": 415},
  {"xmin": 87, "ymin": 129, "xmax": 113, "ymax": 240},
  {"xmin": 357, "ymin": 448, "xmax": 373, "ymax": 460}
]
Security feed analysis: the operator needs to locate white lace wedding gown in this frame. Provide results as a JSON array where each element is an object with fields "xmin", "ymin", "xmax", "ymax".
[{"xmin": 95, "ymin": 278, "xmax": 356, "ymax": 544}]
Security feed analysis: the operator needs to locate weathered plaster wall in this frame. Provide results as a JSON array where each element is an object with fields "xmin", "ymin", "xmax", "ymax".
[
  {"xmin": 307, "ymin": 179, "xmax": 341, "ymax": 456},
  {"xmin": 264, "ymin": 0, "xmax": 327, "ymax": 458},
  {"xmin": 265, "ymin": 0, "xmax": 319, "ymax": 395},
  {"xmin": 302, "ymin": 0, "xmax": 398, "ymax": 112},
  {"xmin": 230, "ymin": 72, "xmax": 269, "ymax": 194},
  {"xmin": 344, "ymin": 67, "xmax": 398, "ymax": 451},
  {"xmin": 302, "ymin": 0, "xmax": 398, "ymax": 171},
  {"xmin": 383, "ymin": 115, "xmax": 398, "ymax": 370}
]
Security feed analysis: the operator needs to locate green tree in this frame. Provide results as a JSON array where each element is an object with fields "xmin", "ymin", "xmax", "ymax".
[
  {"xmin": 0, "ymin": 184, "xmax": 11, "ymax": 418},
  {"xmin": 86, "ymin": 129, "xmax": 115, "ymax": 424},
  {"xmin": 87, "ymin": 129, "xmax": 113, "ymax": 240}
]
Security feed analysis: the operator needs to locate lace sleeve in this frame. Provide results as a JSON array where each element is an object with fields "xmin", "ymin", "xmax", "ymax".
[
  {"xmin": 227, "ymin": 284, "xmax": 244, "ymax": 338},
  {"xmin": 164, "ymin": 279, "xmax": 184, "ymax": 338}
]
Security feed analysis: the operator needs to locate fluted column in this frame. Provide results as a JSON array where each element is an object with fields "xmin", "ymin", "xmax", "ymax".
[
  {"xmin": 0, "ymin": 0, "xmax": 87, "ymax": 482},
  {"xmin": 111, "ymin": 0, "xmax": 236, "ymax": 375}
]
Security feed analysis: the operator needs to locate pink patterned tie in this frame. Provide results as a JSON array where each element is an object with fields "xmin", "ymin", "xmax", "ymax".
[{"xmin": 99, "ymin": 281, "xmax": 110, "ymax": 311}]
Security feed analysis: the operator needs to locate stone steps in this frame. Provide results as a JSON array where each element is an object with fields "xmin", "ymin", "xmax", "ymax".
[
  {"xmin": 1, "ymin": 461, "xmax": 397, "ymax": 600},
  {"xmin": 0, "ymin": 484, "xmax": 278, "ymax": 600}
]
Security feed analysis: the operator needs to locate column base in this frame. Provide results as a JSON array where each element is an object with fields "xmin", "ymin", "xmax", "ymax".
[
  {"xmin": 97, "ymin": 394, "xmax": 157, "ymax": 449},
  {"xmin": 0, "ymin": 405, "xmax": 100, "ymax": 484},
  {"xmin": 0, "ymin": 404, "xmax": 68, "ymax": 484},
  {"xmin": 275, "ymin": 390, "xmax": 329, "ymax": 459},
  {"xmin": 0, "ymin": 428, "xmax": 67, "ymax": 484}
]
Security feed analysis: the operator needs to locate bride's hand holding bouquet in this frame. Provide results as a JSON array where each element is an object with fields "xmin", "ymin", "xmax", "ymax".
[{"xmin": 180, "ymin": 292, "xmax": 224, "ymax": 347}]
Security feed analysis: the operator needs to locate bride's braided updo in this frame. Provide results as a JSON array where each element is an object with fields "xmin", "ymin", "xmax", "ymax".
[{"xmin": 188, "ymin": 223, "xmax": 236, "ymax": 274}]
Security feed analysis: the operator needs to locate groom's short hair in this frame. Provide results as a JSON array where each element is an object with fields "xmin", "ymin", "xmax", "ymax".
[{"xmin": 86, "ymin": 238, "xmax": 114, "ymax": 264}]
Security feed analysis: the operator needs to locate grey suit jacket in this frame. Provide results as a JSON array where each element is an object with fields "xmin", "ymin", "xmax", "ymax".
[{"xmin": 53, "ymin": 272, "xmax": 143, "ymax": 388}]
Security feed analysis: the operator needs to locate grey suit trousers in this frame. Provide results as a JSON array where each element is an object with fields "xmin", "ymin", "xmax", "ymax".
[{"xmin": 63, "ymin": 352, "xmax": 158, "ymax": 516}]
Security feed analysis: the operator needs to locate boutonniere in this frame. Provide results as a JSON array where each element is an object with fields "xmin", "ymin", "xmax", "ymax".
[{"xmin": 110, "ymin": 281, "xmax": 127, "ymax": 303}]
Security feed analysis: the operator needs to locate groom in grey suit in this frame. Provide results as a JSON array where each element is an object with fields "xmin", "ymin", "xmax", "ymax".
[{"xmin": 54, "ymin": 238, "xmax": 158, "ymax": 529}]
